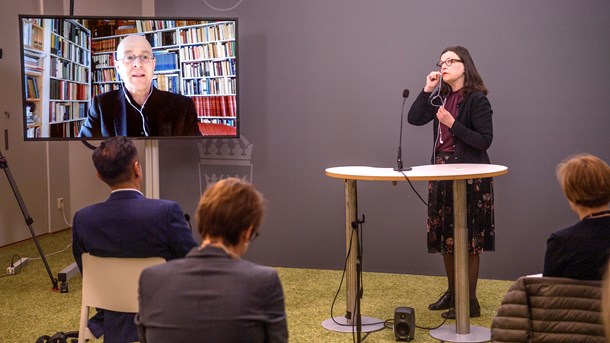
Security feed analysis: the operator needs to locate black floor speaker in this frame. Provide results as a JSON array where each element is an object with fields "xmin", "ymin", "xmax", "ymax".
[{"xmin": 394, "ymin": 306, "xmax": 415, "ymax": 341}]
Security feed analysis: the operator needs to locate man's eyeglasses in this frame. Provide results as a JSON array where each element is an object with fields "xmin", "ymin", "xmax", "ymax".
[
  {"xmin": 436, "ymin": 58, "xmax": 462, "ymax": 68},
  {"xmin": 250, "ymin": 231, "xmax": 260, "ymax": 242},
  {"xmin": 118, "ymin": 54, "xmax": 155, "ymax": 64}
]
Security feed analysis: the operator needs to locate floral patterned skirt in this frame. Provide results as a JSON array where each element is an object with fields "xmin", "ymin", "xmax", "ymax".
[{"xmin": 427, "ymin": 152, "xmax": 495, "ymax": 254}]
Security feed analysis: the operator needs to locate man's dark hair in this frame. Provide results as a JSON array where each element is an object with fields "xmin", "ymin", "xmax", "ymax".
[{"xmin": 92, "ymin": 136, "xmax": 138, "ymax": 186}]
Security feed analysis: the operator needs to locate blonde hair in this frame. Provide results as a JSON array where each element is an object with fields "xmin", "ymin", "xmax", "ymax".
[{"xmin": 556, "ymin": 153, "xmax": 610, "ymax": 208}]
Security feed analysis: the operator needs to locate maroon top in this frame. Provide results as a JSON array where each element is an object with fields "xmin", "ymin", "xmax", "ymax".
[{"xmin": 437, "ymin": 91, "xmax": 463, "ymax": 152}]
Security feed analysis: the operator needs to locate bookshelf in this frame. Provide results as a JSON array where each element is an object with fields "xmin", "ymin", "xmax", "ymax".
[
  {"xmin": 46, "ymin": 19, "xmax": 91, "ymax": 138},
  {"xmin": 21, "ymin": 18, "xmax": 91, "ymax": 138},
  {"xmin": 90, "ymin": 20, "xmax": 237, "ymax": 128},
  {"xmin": 22, "ymin": 19, "xmax": 45, "ymax": 138}
]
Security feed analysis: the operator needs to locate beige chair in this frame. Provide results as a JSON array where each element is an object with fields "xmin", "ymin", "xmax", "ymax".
[{"xmin": 78, "ymin": 253, "xmax": 165, "ymax": 343}]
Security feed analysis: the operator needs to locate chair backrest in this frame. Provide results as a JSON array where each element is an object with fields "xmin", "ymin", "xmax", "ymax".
[{"xmin": 81, "ymin": 253, "xmax": 166, "ymax": 313}]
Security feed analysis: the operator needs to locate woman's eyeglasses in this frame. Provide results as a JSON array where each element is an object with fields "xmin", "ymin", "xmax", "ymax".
[{"xmin": 436, "ymin": 58, "xmax": 462, "ymax": 68}]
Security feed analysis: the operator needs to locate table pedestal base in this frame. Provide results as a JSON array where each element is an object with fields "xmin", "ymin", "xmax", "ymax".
[
  {"xmin": 321, "ymin": 316, "xmax": 385, "ymax": 333},
  {"xmin": 429, "ymin": 325, "xmax": 490, "ymax": 342}
]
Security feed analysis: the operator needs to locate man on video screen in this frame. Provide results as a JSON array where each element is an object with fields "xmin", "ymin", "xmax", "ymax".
[{"xmin": 79, "ymin": 34, "xmax": 201, "ymax": 137}]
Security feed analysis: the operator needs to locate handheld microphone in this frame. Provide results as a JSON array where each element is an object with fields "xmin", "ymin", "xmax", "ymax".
[{"xmin": 394, "ymin": 89, "xmax": 412, "ymax": 171}]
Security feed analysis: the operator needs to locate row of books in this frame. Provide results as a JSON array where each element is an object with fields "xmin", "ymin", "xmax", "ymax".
[
  {"xmin": 179, "ymin": 23, "xmax": 235, "ymax": 44},
  {"xmin": 91, "ymin": 31, "xmax": 234, "ymax": 57},
  {"xmin": 201, "ymin": 118, "xmax": 236, "ymax": 127},
  {"xmin": 182, "ymin": 59, "xmax": 236, "ymax": 78},
  {"xmin": 154, "ymin": 74, "xmax": 179, "ymax": 94},
  {"xmin": 26, "ymin": 126, "xmax": 42, "ymax": 138},
  {"xmin": 137, "ymin": 20, "xmax": 180, "ymax": 32},
  {"xmin": 24, "ymin": 54, "xmax": 44, "ymax": 73},
  {"xmin": 49, "ymin": 79, "xmax": 90, "ymax": 101},
  {"xmin": 154, "ymin": 51, "xmax": 179, "ymax": 71},
  {"xmin": 92, "ymin": 54, "xmax": 115, "ymax": 68},
  {"xmin": 91, "ymin": 20, "xmax": 116, "ymax": 38},
  {"xmin": 147, "ymin": 31, "xmax": 177, "ymax": 48},
  {"xmin": 50, "ymin": 19, "xmax": 90, "ymax": 50},
  {"xmin": 50, "ymin": 35, "xmax": 90, "ymax": 66},
  {"xmin": 91, "ymin": 20, "xmax": 228, "ymax": 38},
  {"xmin": 91, "ymin": 37, "xmax": 120, "ymax": 53},
  {"xmin": 49, "ymin": 121, "xmax": 82, "ymax": 138},
  {"xmin": 93, "ymin": 83, "xmax": 121, "ymax": 95},
  {"xmin": 193, "ymin": 95, "xmax": 237, "ymax": 118},
  {"xmin": 49, "ymin": 102, "xmax": 88, "ymax": 123},
  {"xmin": 179, "ymin": 42, "xmax": 235, "ymax": 62},
  {"xmin": 92, "ymin": 30, "xmax": 178, "ymax": 50},
  {"xmin": 26, "ymin": 106, "xmax": 38, "ymax": 124},
  {"xmin": 92, "ymin": 25, "xmax": 234, "ymax": 52},
  {"xmin": 22, "ymin": 19, "xmax": 44, "ymax": 51},
  {"xmin": 25, "ymin": 76, "xmax": 40, "ymax": 99},
  {"xmin": 115, "ymin": 19, "xmax": 142, "ymax": 35},
  {"xmin": 183, "ymin": 77, "xmax": 236, "ymax": 96},
  {"xmin": 50, "ymin": 56, "xmax": 90, "ymax": 83},
  {"xmin": 137, "ymin": 20, "xmax": 224, "ymax": 33},
  {"xmin": 92, "ymin": 68, "xmax": 119, "ymax": 83}
]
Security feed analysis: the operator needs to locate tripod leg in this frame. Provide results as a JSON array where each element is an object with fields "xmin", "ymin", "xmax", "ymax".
[{"xmin": 0, "ymin": 151, "xmax": 58, "ymax": 290}]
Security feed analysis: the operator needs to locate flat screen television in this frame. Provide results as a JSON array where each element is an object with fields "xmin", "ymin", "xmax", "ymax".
[{"xmin": 19, "ymin": 15, "xmax": 239, "ymax": 140}]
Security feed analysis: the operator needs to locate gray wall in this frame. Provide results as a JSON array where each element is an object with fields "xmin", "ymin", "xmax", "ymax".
[{"xmin": 156, "ymin": 0, "xmax": 610, "ymax": 280}]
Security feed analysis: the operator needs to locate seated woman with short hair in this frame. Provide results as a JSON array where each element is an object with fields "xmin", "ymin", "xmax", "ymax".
[
  {"xmin": 136, "ymin": 178, "xmax": 288, "ymax": 343},
  {"xmin": 543, "ymin": 153, "xmax": 610, "ymax": 280}
]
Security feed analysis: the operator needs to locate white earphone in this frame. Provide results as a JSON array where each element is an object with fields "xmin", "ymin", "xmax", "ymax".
[{"xmin": 122, "ymin": 85, "xmax": 153, "ymax": 137}]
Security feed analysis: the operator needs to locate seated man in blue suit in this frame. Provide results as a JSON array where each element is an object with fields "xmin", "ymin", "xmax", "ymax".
[
  {"xmin": 72, "ymin": 136, "xmax": 198, "ymax": 343},
  {"xmin": 136, "ymin": 177, "xmax": 288, "ymax": 343}
]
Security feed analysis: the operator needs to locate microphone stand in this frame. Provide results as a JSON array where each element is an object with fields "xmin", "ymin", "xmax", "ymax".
[
  {"xmin": 394, "ymin": 89, "xmax": 412, "ymax": 171},
  {"xmin": 351, "ymin": 215, "xmax": 365, "ymax": 343},
  {"xmin": 0, "ymin": 148, "xmax": 58, "ymax": 290}
]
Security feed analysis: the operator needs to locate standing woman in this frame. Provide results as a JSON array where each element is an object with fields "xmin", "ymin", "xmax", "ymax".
[{"xmin": 408, "ymin": 46, "xmax": 494, "ymax": 319}]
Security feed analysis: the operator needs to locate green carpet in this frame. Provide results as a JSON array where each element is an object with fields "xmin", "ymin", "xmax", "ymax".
[{"xmin": 0, "ymin": 230, "xmax": 513, "ymax": 342}]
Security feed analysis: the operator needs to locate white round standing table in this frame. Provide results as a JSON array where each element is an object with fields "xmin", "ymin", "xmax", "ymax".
[{"xmin": 324, "ymin": 164, "xmax": 508, "ymax": 342}]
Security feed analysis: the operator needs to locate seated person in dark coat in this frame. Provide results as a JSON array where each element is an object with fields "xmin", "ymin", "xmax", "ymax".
[
  {"xmin": 543, "ymin": 153, "xmax": 610, "ymax": 280},
  {"xmin": 602, "ymin": 262, "xmax": 610, "ymax": 338},
  {"xmin": 136, "ymin": 177, "xmax": 288, "ymax": 343},
  {"xmin": 79, "ymin": 34, "xmax": 201, "ymax": 137},
  {"xmin": 72, "ymin": 136, "xmax": 198, "ymax": 343}
]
